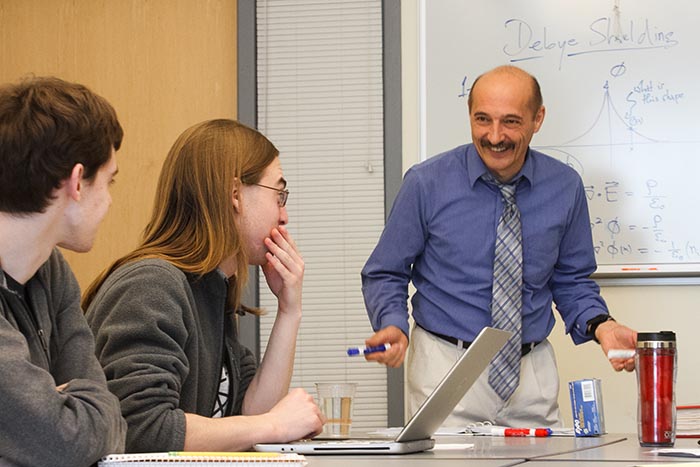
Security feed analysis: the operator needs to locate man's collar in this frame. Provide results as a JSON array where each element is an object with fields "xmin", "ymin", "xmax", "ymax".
[{"xmin": 466, "ymin": 144, "xmax": 534, "ymax": 187}]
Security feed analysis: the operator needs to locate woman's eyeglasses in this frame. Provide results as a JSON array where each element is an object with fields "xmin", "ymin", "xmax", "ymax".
[{"xmin": 252, "ymin": 183, "xmax": 289, "ymax": 207}]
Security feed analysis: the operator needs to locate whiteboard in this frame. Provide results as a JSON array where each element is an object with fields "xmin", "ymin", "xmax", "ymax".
[{"xmin": 420, "ymin": 0, "xmax": 700, "ymax": 276}]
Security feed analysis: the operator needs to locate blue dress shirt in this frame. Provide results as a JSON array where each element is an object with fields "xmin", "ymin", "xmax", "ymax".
[{"xmin": 361, "ymin": 144, "xmax": 609, "ymax": 345}]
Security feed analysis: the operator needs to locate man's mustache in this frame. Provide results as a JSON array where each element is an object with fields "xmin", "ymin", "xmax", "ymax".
[{"xmin": 479, "ymin": 138, "xmax": 515, "ymax": 151}]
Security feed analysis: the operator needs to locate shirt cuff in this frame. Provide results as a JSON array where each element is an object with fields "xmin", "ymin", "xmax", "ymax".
[
  {"xmin": 571, "ymin": 308, "xmax": 609, "ymax": 344},
  {"xmin": 377, "ymin": 314, "xmax": 410, "ymax": 340}
]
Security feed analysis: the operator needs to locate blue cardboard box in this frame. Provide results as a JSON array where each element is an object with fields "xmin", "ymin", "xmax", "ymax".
[{"xmin": 569, "ymin": 378, "xmax": 606, "ymax": 436}]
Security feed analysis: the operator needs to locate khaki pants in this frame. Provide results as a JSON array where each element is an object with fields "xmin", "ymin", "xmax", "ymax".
[{"xmin": 407, "ymin": 325, "xmax": 563, "ymax": 428}]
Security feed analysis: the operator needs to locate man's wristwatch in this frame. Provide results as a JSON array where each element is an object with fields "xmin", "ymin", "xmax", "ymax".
[{"xmin": 586, "ymin": 314, "xmax": 616, "ymax": 343}]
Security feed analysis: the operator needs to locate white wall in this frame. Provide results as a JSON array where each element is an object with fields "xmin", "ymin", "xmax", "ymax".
[{"xmin": 401, "ymin": 0, "xmax": 699, "ymax": 433}]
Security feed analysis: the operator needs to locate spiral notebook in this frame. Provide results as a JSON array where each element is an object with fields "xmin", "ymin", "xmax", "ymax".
[
  {"xmin": 254, "ymin": 326, "xmax": 512, "ymax": 455},
  {"xmin": 98, "ymin": 452, "xmax": 306, "ymax": 466}
]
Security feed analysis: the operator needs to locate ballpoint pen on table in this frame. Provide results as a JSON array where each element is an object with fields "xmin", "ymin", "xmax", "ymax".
[{"xmin": 347, "ymin": 343, "xmax": 391, "ymax": 356}]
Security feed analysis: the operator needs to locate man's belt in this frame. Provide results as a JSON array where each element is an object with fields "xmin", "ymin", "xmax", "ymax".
[{"xmin": 422, "ymin": 325, "xmax": 540, "ymax": 357}]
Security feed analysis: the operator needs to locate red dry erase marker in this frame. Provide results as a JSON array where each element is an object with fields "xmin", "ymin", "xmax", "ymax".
[{"xmin": 490, "ymin": 427, "xmax": 552, "ymax": 437}]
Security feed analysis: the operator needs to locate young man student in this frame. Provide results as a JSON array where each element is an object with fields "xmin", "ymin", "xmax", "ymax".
[{"xmin": 0, "ymin": 76, "xmax": 126, "ymax": 466}]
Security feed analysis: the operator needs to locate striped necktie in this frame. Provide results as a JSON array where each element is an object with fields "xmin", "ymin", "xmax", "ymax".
[{"xmin": 487, "ymin": 181, "xmax": 523, "ymax": 401}]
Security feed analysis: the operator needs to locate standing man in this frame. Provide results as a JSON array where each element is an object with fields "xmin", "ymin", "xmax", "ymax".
[
  {"xmin": 0, "ymin": 77, "xmax": 126, "ymax": 466},
  {"xmin": 361, "ymin": 65, "xmax": 636, "ymax": 427}
]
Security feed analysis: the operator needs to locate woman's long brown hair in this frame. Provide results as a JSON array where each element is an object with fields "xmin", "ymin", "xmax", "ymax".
[{"xmin": 82, "ymin": 119, "xmax": 278, "ymax": 314}]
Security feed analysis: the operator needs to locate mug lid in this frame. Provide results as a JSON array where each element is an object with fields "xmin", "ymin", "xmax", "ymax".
[{"xmin": 637, "ymin": 331, "xmax": 676, "ymax": 342}]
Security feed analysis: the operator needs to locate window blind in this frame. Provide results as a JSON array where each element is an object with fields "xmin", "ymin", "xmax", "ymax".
[{"xmin": 256, "ymin": 0, "xmax": 387, "ymax": 430}]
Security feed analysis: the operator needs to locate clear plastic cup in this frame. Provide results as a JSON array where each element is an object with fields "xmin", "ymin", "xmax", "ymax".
[{"xmin": 315, "ymin": 382, "xmax": 357, "ymax": 436}]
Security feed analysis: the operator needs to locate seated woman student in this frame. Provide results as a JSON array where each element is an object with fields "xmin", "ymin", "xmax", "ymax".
[{"xmin": 83, "ymin": 119, "xmax": 324, "ymax": 453}]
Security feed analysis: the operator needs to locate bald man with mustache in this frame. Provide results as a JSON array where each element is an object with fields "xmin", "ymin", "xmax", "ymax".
[{"xmin": 361, "ymin": 65, "xmax": 637, "ymax": 428}]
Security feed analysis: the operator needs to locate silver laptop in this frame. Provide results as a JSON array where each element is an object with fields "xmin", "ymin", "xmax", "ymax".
[{"xmin": 255, "ymin": 326, "xmax": 512, "ymax": 455}]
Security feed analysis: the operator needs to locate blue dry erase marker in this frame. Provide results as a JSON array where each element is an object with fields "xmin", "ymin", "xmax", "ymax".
[{"xmin": 347, "ymin": 343, "xmax": 391, "ymax": 357}]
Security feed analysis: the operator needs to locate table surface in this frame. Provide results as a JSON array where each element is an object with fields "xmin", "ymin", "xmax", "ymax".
[
  {"xmin": 305, "ymin": 459, "xmax": 525, "ymax": 467},
  {"xmin": 538, "ymin": 434, "xmax": 700, "ymax": 462},
  {"xmin": 300, "ymin": 434, "xmax": 700, "ymax": 466},
  {"xmin": 524, "ymin": 463, "xmax": 696, "ymax": 467}
]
